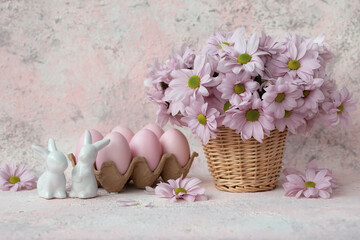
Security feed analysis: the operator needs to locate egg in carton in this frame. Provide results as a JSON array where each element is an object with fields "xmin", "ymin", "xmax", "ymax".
[
  {"xmin": 69, "ymin": 126, "xmax": 197, "ymax": 193},
  {"xmin": 68, "ymin": 152, "xmax": 197, "ymax": 193}
]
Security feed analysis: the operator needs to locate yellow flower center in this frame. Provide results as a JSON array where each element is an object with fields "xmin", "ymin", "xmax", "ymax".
[
  {"xmin": 237, "ymin": 53, "xmax": 252, "ymax": 65},
  {"xmin": 275, "ymin": 93, "xmax": 285, "ymax": 103},
  {"xmin": 284, "ymin": 110, "xmax": 291, "ymax": 118},
  {"xmin": 224, "ymin": 101, "xmax": 231, "ymax": 112},
  {"xmin": 188, "ymin": 75, "xmax": 201, "ymax": 89},
  {"xmin": 9, "ymin": 176, "xmax": 20, "ymax": 184},
  {"xmin": 234, "ymin": 84, "xmax": 245, "ymax": 94},
  {"xmin": 337, "ymin": 104, "xmax": 344, "ymax": 114},
  {"xmin": 219, "ymin": 41, "xmax": 230, "ymax": 49},
  {"xmin": 174, "ymin": 187, "xmax": 187, "ymax": 194},
  {"xmin": 304, "ymin": 181, "xmax": 316, "ymax": 188},
  {"xmin": 245, "ymin": 109, "xmax": 260, "ymax": 122},
  {"xmin": 197, "ymin": 113, "xmax": 207, "ymax": 125},
  {"xmin": 288, "ymin": 60, "xmax": 301, "ymax": 70},
  {"xmin": 303, "ymin": 90, "xmax": 310, "ymax": 98}
]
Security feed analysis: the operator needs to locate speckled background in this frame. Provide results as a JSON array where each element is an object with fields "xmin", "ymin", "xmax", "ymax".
[
  {"xmin": 1, "ymin": 1, "xmax": 360, "ymax": 239},
  {"xmin": 0, "ymin": 0, "xmax": 359, "ymax": 176}
]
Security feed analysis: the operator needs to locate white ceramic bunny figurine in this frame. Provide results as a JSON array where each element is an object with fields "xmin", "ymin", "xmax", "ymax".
[
  {"xmin": 70, "ymin": 130, "xmax": 110, "ymax": 199},
  {"xmin": 32, "ymin": 139, "xmax": 68, "ymax": 199}
]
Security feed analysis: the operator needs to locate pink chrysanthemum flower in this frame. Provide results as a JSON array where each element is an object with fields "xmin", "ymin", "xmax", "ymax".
[
  {"xmin": 204, "ymin": 87, "xmax": 230, "ymax": 126},
  {"xmin": 258, "ymin": 32, "xmax": 284, "ymax": 79},
  {"xmin": 144, "ymin": 59, "xmax": 173, "ymax": 91},
  {"xmin": 307, "ymin": 160, "xmax": 337, "ymax": 189},
  {"xmin": 168, "ymin": 99, "xmax": 187, "ymax": 116},
  {"xmin": 320, "ymin": 87, "xmax": 358, "ymax": 127},
  {"xmin": 144, "ymin": 45, "xmax": 195, "ymax": 91},
  {"xmin": 170, "ymin": 44, "xmax": 196, "ymax": 70},
  {"xmin": 205, "ymin": 88, "xmax": 227, "ymax": 113},
  {"xmin": 216, "ymin": 72, "xmax": 259, "ymax": 105},
  {"xmin": 308, "ymin": 34, "xmax": 332, "ymax": 78},
  {"xmin": 274, "ymin": 110, "xmax": 306, "ymax": 134},
  {"xmin": 295, "ymin": 77, "xmax": 325, "ymax": 113},
  {"xmin": 320, "ymin": 76, "xmax": 337, "ymax": 98},
  {"xmin": 201, "ymin": 28, "xmax": 244, "ymax": 57},
  {"xmin": 145, "ymin": 29, "xmax": 356, "ymax": 145},
  {"xmin": 147, "ymin": 91, "xmax": 185, "ymax": 127},
  {"xmin": 269, "ymin": 34, "xmax": 321, "ymax": 80},
  {"xmin": 223, "ymin": 93, "xmax": 274, "ymax": 142},
  {"xmin": 311, "ymin": 34, "xmax": 332, "ymax": 58},
  {"xmin": 283, "ymin": 168, "xmax": 333, "ymax": 198},
  {"xmin": 295, "ymin": 114, "xmax": 318, "ymax": 136},
  {"xmin": 0, "ymin": 163, "xmax": 37, "ymax": 191},
  {"xmin": 284, "ymin": 160, "xmax": 337, "ymax": 189},
  {"xmin": 205, "ymin": 54, "xmax": 221, "ymax": 77},
  {"xmin": 156, "ymin": 102, "xmax": 186, "ymax": 127},
  {"xmin": 262, "ymin": 78, "xmax": 303, "ymax": 118},
  {"xmin": 167, "ymin": 55, "xmax": 218, "ymax": 102},
  {"xmin": 153, "ymin": 175, "xmax": 207, "ymax": 202},
  {"xmin": 217, "ymin": 33, "xmax": 267, "ymax": 76},
  {"xmin": 283, "ymin": 160, "xmax": 336, "ymax": 199},
  {"xmin": 147, "ymin": 88, "xmax": 165, "ymax": 104},
  {"xmin": 259, "ymin": 31, "xmax": 284, "ymax": 55},
  {"xmin": 182, "ymin": 99, "xmax": 220, "ymax": 145}
]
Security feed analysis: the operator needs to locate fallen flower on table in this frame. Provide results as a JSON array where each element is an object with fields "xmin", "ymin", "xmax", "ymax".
[
  {"xmin": 145, "ymin": 175, "xmax": 208, "ymax": 202},
  {"xmin": 0, "ymin": 162, "xmax": 37, "ymax": 192},
  {"xmin": 283, "ymin": 160, "xmax": 335, "ymax": 199}
]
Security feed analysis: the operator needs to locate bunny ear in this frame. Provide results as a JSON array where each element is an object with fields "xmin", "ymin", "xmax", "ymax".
[
  {"xmin": 32, "ymin": 145, "xmax": 49, "ymax": 160},
  {"xmin": 48, "ymin": 138, "xmax": 57, "ymax": 151},
  {"xmin": 93, "ymin": 139, "xmax": 110, "ymax": 151},
  {"xmin": 84, "ymin": 130, "xmax": 92, "ymax": 145}
]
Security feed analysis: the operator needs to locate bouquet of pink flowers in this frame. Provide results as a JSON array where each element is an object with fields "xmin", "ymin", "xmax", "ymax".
[{"xmin": 145, "ymin": 28, "xmax": 357, "ymax": 144}]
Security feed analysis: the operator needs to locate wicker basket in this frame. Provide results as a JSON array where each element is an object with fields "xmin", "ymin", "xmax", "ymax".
[{"xmin": 203, "ymin": 126, "xmax": 287, "ymax": 193}]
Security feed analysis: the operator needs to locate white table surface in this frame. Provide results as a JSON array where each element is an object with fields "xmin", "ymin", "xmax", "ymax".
[{"xmin": 1, "ymin": 170, "xmax": 359, "ymax": 240}]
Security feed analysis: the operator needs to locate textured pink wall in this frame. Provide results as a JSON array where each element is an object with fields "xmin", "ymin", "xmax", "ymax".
[{"xmin": 0, "ymin": 0, "xmax": 359, "ymax": 176}]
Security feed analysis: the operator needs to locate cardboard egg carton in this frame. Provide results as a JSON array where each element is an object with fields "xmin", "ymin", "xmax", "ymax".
[{"xmin": 68, "ymin": 152, "xmax": 198, "ymax": 193}]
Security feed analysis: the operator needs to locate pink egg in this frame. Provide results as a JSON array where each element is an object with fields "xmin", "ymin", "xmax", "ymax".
[
  {"xmin": 96, "ymin": 132, "xmax": 132, "ymax": 174},
  {"xmin": 142, "ymin": 123, "xmax": 164, "ymax": 138},
  {"xmin": 129, "ymin": 129, "xmax": 162, "ymax": 171},
  {"xmin": 160, "ymin": 129, "xmax": 190, "ymax": 167},
  {"xmin": 112, "ymin": 125, "xmax": 134, "ymax": 143},
  {"xmin": 75, "ymin": 129, "xmax": 104, "ymax": 163}
]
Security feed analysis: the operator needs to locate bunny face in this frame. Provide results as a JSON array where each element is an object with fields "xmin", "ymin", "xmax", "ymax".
[
  {"xmin": 32, "ymin": 138, "xmax": 68, "ymax": 174},
  {"xmin": 77, "ymin": 130, "xmax": 111, "ymax": 165},
  {"xmin": 47, "ymin": 151, "xmax": 68, "ymax": 173},
  {"xmin": 78, "ymin": 144, "xmax": 98, "ymax": 164}
]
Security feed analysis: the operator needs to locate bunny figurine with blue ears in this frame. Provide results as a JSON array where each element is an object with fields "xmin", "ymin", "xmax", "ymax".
[
  {"xmin": 70, "ymin": 130, "xmax": 110, "ymax": 199},
  {"xmin": 32, "ymin": 139, "xmax": 68, "ymax": 199}
]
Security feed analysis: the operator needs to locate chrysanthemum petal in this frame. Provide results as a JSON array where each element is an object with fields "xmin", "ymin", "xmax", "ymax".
[
  {"xmin": 305, "ymin": 168, "xmax": 316, "ymax": 181},
  {"xmin": 182, "ymin": 194, "xmax": 196, "ymax": 202},
  {"xmin": 318, "ymin": 190, "xmax": 330, "ymax": 199},
  {"xmin": 247, "ymin": 33, "xmax": 259, "ymax": 55}
]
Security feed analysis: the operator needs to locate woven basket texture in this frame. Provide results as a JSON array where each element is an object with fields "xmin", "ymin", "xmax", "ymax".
[{"xmin": 203, "ymin": 126, "xmax": 288, "ymax": 192}]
